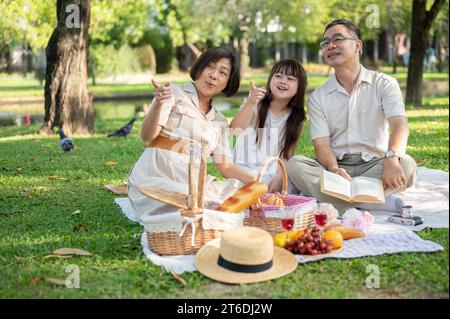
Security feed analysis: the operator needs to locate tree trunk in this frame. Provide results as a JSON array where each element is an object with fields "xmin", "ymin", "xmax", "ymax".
[
  {"xmin": 239, "ymin": 32, "xmax": 249, "ymax": 78},
  {"xmin": 186, "ymin": 43, "xmax": 202, "ymax": 61},
  {"xmin": 301, "ymin": 44, "xmax": 308, "ymax": 64},
  {"xmin": 373, "ymin": 37, "xmax": 379, "ymax": 69},
  {"xmin": 40, "ymin": 0, "xmax": 93, "ymax": 136},
  {"xmin": 406, "ymin": 0, "xmax": 446, "ymax": 105},
  {"xmin": 436, "ymin": 34, "xmax": 442, "ymax": 73}
]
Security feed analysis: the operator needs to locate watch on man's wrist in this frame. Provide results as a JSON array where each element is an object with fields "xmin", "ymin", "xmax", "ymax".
[{"xmin": 385, "ymin": 150, "xmax": 400, "ymax": 161}]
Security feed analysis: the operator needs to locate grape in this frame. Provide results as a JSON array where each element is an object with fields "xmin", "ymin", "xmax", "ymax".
[
  {"xmin": 325, "ymin": 245, "xmax": 333, "ymax": 253},
  {"xmin": 310, "ymin": 249, "xmax": 318, "ymax": 256},
  {"xmin": 298, "ymin": 241, "xmax": 305, "ymax": 248},
  {"xmin": 306, "ymin": 235, "xmax": 313, "ymax": 242},
  {"xmin": 299, "ymin": 247, "xmax": 306, "ymax": 255},
  {"xmin": 304, "ymin": 243, "xmax": 312, "ymax": 250},
  {"xmin": 320, "ymin": 242, "xmax": 327, "ymax": 250}
]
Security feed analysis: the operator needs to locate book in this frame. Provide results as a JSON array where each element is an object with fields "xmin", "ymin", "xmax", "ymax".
[{"xmin": 320, "ymin": 170, "xmax": 385, "ymax": 203}]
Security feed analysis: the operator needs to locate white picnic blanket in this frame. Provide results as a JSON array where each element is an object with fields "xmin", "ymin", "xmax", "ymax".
[
  {"xmin": 295, "ymin": 229, "xmax": 443, "ymax": 263},
  {"xmin": 114, "ymin": 166, "xmax": 448, "ymax": 274}
]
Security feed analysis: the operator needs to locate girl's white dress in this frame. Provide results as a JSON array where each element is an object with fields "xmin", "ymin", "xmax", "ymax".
[{"xmin": 233, "ymin": 102, "xmax": 291, "ymax": 184}]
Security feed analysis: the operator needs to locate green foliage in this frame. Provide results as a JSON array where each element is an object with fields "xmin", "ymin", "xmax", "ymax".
[
  {"xmin": 90, "ymin": 45, "xmax": 144, "ymax": 77},
  {"xmin": 0, "ymin": 0, "xmax": 55, "ymax": 51},
  {"xmin": 137, "ymin": 28, "xmax": 174, "ymax": 74},
  {"xmin": 90, "ymin": 0, "xmax": 151, "ymax": 48}
]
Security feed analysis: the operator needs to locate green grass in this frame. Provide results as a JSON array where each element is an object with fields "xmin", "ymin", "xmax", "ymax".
[{"xmin": 0, "ymin": 95, "xmax": 448, "ymax": 298}]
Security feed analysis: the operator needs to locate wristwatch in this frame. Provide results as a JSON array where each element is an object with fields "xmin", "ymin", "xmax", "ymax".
[{"xmin": 385, "ymin": 150, "xmax": 400, "ymax": 161}]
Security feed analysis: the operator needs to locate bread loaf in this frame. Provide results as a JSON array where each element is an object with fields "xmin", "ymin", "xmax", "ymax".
[
  {"xmin": 261, "ymin": 194, "xmax": 285, "ymax": 206},
  {"xmin": 215, "ymin": 181, "xmax": 268, "ymax": 213},
  {"xmin": 324, "ymin": 225, "xmax": 366, "ymax": 239}
]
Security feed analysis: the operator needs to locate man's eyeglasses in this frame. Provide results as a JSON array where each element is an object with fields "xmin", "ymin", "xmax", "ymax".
[{"xmin": 320, "ymin": 36, "xmax": 358, "ymax": 49}]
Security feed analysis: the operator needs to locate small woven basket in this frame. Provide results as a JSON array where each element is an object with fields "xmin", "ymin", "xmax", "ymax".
[
  {"xmin": 146, "ymin": 220, "xmax": 222, "ymax": 256},
  {"xmin": 244, "ymin": 157, "xmax": 317, "ymax": 236},
  {"xmin": 141, "ymin": 142, "xmax": 229, "ymax": 256}
]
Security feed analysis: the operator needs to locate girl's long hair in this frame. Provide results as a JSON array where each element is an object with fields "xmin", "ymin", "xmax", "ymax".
[{"xmin": 255, "ymin": 59, "xmax": 307, "ymax": 159}]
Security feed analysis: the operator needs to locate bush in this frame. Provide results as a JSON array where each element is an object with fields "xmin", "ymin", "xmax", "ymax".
[
  {"xmin": 138, "ymin": 45, "xmax": 156, "ymax": 75},
  {"xmin": 90, "ymin": 45, "xmax": 145, "ymax": 77}
]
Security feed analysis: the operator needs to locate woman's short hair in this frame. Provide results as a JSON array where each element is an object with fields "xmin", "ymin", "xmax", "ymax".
[{"xmin": 189, "ymin": 47, "xmax": 240, "ymax": 97}]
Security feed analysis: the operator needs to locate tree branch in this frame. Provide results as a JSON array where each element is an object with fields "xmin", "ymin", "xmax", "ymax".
[{"xmin": 425, "ymin": 0, "xmax": 446, "ymax": 31}]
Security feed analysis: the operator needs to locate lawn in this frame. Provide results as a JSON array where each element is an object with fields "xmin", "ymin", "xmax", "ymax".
[
  {"xmin": 0, "ymin": 95, "xmax": 448, "ymax": 298},
  {"xmin": 0, "ymin": 68, "xmax": 447, "ymax": 98}
]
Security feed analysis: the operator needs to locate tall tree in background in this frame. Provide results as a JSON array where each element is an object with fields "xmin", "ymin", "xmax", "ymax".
[
  {"xmin": 40, "ymin": 0, "xmax": 93, "ymax": 135},
  {"xmin": 406, "ymin": 0, "xmax": 446, "ymax": 105}
]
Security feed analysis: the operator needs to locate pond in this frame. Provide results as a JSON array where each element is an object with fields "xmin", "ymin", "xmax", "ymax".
[{"xmin": 0, "ymin": 96, "xmax": 244, "ymax": 128}]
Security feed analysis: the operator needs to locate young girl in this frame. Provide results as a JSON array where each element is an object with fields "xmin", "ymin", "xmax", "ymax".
[
  {"xmin": 231, "ymin": 59, "xmax": 307, "ymax": 193},
  {"xmin": 128, "ymin": 47, "xmax": 255, "ymax": 219}
]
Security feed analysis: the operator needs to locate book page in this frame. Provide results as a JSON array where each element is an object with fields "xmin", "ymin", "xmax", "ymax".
[
  {"xmin": 322, "ymin": 170, "xmax": 351, "ymax": 199},
  {"xmin": 351, "ymin": 176, "xmax": 385, "ymax": 201}
]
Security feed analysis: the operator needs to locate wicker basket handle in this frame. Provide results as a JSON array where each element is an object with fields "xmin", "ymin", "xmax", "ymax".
[
  {"xmin": 256, "ymin": 156, "xmax": 287, "ymax": 196},
  {"xmin": 183, "ymin": 141, "xmax": 207, "ymax": 217}
]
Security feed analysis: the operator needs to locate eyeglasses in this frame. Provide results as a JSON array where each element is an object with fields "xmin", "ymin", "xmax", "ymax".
[{"xmin": 320, "ymin": 36, "xmax": 358, "ymax": 49}]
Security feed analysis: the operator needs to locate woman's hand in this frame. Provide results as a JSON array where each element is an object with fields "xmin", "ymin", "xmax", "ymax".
[
  {"xmin": 248, "ymin": 81, "xmax": 266, "ymax": 106},
  {"xmin": 215, "ymin": 160, "xmax": 256, "ymax": 184},
  {"xmin": 151, "ymin": 78, "xmax": 172, "ymax": 106}
]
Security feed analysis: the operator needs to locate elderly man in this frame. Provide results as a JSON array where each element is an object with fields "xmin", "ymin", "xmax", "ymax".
[{"xmin": 287, "ymin": 19, "xmax": 417, "ymax": 214}]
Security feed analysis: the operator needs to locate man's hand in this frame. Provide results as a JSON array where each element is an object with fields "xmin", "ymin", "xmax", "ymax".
[
  {"xmin": 329, "ymin": 167, "xmax": 352, "ymax": 181},
  {"xmin": 382, "ymin": 157, "xmax": 407, "ymax": 190},
  {"xmin": 268, "ymin": 172, "xmax": 283, "ymax": 193}
]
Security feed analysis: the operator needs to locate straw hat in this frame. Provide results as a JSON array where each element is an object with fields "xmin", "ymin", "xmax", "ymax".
[{"xmin": 195, "ymin": 226, "xmax": 297, "ymax": 284}]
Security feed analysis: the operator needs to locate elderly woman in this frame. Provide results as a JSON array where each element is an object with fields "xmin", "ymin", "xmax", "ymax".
[{"xmin": 128, "ymin": 47, "xmax": 255, "ymax": 218}]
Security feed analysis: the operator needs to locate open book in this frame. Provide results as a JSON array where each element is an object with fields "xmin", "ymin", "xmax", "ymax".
[{"xmin": 320, "ymin": 170, "xmax": 385, "ymax": 203}]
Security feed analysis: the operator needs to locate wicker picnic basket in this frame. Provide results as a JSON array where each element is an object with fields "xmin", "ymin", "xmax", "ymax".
[
  {"xmin": 139, "ymin": 143, "xmax": 237, "ymax": 256},
  {"xmin": 244, "ymin": 157, "xmax": 317, "ymax": 236}
]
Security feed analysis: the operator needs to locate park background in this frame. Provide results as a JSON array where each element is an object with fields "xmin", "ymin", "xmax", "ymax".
[{"xmin": 0, "ymin": 0, "xmax": 448, "ymax": 298}]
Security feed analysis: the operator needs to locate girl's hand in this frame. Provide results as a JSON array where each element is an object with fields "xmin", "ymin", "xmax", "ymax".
[
  {"xmin": 151, "ymin": 78, "xmax": 172, "ymax": 106},
  {"xmin": 248, "ymin": 81, "xmax": 266, "ymax": 106},
  {"xmin": 268, "ymin": 172, "xmax": 283, "ymax": 193}
]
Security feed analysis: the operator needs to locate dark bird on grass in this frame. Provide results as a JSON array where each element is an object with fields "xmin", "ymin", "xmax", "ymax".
[
  {"xmin": 58, "ymin": 128, "xmax": 74, "ymax": 152},
  {"xmin": 107, "ymin": 117, "xmax": 136, "ymax": 138}
]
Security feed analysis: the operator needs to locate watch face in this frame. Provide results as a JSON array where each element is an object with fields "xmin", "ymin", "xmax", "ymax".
[{"xmin": 386, "ymin": 151, "xmax": 395, "ymax": 158}]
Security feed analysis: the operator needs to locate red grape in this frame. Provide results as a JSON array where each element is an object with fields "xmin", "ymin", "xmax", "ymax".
[{"xmin": 310, "ymin": 249, "xmax": 318, "ymax": 256}]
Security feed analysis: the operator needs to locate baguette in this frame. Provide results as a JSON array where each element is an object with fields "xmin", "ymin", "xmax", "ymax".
[
  {"xmin": 325, "ymin": 224, "xmax": 366, "ymax": 239},
  {"xmin": 215, "ymin": 181, "xmax": 268, "ymax": 213}
]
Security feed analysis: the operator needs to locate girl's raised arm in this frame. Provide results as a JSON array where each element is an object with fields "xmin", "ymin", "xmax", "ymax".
[{"xmin": 230, "ymin": 81, "xmax": 266, "ymax": 131}]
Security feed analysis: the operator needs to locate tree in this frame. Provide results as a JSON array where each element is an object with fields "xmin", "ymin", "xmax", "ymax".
[
  {"xmin": 40, "ymin": 0, "xmax": 93, "ymax": 136},
  {"xmin": 406, "ymin": 0, "xmax": 446, "ymax": 105},
  {"xmin": 0, "ymin": 0, "xmax": 55, "ymax": 71}
]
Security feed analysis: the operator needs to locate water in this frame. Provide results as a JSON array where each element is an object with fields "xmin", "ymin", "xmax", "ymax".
[{"xmin": 0, "ymin": 96, "xmax": 242, "ymax": 128}]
